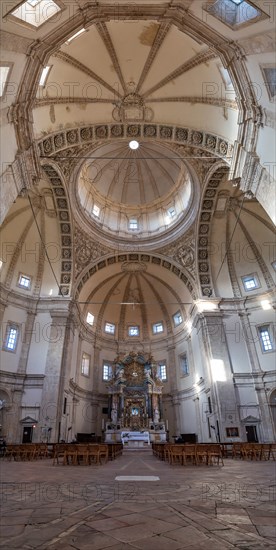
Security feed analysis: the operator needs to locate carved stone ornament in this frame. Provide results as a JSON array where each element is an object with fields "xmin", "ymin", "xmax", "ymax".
[
  {"xmin": 74, "ymin": 227, "xmax": 111, "ymax": 277},
  {"xmin": 112, "ymin": 92, "xmax": 153, "ymax": 123},
  {"xmin": 159, "ymin": 226, "xmax": 196, "ymax": 279}
]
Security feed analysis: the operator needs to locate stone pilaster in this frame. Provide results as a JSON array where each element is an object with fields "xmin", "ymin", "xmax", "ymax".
[
  {"xmin": 6, "ymin": 389, "xmax": 23, "ymax": 443},
  {"xmin": 193, "ymin": 396, "xmax": 203, "ymax": 442},
  {"xmin": 194, "ymin": 311, "xmax": 241, "ymax": 441},
  {"xmin": 39, "ymin": 310, "xmax": 73, "ymax": 442},
  {"xmin": 17, "ymin": 310, "xmax": 36, "ymax": 374}
]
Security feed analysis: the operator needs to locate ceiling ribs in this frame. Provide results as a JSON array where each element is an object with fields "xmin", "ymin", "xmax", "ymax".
[
  {"xmin": 136, "ymin": 22, "xmax": 171, "ymax": 93},
  {"xmin": 140, "ymin": 273, "xmax": 173, "ymax": 335},
  {"xmin": 143, "ymin": 49, "xmax": 217, "ymax": 98},
  {"xmin": 136, "ymin": 158, "xmax": 146, "ymax": 205},
  {"xmin": 134, "ymin": 273, "xmax": 149, "ymax": 341},
  {"xmin": 146, "ymin": 97, "xmax": 238, "ymax": 110},
  {"xmin": 118, "ymin": 273, "xmax": 134, "ymax": 341},
  {"xmin": 143, "ymin": 271, "xmax": 187, "ymax": 319},
  {"xmin": 107, "ymin": 149, "xmax": 131, "ymax": 198},
  {"xmin": 34, "ymin": 97, "xmax": 113, "ymax": 107},
  {"xmin": 141, "ymin": 157, "xmax": 160, "ymax": 200},
  {"xmin": 141, "ymin": 143, "xmax": 181, "ymax": 172},
  {"xmin": 141, "ymin": 147, "xmax": 176, "ymax": 189},
  {"xmin": 95, "ymin": 22, "xmax": 127, "ymax": 96},
  {"xmin": 233, "ymin": 213, "xmax": 275, "ymax": 290},
  {"xmin": 53, "ymin": 51, "xmax": 122, "ymax": 98}
]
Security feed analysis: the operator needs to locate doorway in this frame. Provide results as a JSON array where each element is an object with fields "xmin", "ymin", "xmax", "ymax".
[
  {"xmin": 245, "ymin": 425, "xmax": 258, "ymax": 442},
  {"xmin": 22, "ymin": 426, "xmax": 33, "ymax": 443}
]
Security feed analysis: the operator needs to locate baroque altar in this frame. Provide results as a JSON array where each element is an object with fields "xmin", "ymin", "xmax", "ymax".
[{"xmin": 104, "ymin": 352, "xmax": 166, "ymax": 444}]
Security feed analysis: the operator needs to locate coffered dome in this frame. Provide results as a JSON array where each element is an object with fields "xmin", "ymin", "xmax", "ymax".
[{"xmin": 76, "ymin": 140, "xmax": 196, "ymax": 246}]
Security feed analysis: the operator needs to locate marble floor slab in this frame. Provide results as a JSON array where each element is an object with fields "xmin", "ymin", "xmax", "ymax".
[{"xmin": 0, "ymin": 451, "xmax": 275, "ymax": 549}]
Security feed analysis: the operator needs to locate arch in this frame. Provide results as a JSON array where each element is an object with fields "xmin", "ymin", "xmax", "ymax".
[
  {"xmin": 75, "ymin": 252, "xmax": 197, "ymax": 301},
  {"xmin": 41, "ymin": 163, "xmax": 73, "ymax": 296}
]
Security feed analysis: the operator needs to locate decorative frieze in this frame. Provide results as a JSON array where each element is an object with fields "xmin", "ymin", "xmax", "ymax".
[
  {"xmin": 42, "ymin": 165, "xmax": 73, "ymax": 296},
  {"xmin": 37, "ymin": 124, "xmax": 233, "ymax": 163}
]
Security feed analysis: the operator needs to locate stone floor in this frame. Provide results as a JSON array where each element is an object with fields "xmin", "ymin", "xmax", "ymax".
[{"xmin": 0, "ymin": 450, "xmax": 275, "ymax": 549}]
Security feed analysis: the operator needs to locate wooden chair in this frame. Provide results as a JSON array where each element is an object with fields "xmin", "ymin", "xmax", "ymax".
[
  {"xmin": 34, "ymin": 443, "xmax": 48, "ymax": 459},
  {"xmin": 269, "ymin": 443, "xmax": 276, "ymax": 460},
  {"xmin": 99, "ymin": 444, "xmax": 108, "ymax": 464},
  {"xmin": 261, "ymin": 443, "xmax": 271, "ymax": 460},
  {"xmin": 232, "ymin": 442, "xmax": 242, "ymax": 459},
  {"xmin": 196, "ymin": 444, "xmax": 209, "ymax": 465},
  {"xmin": 76, "ymin": 444, "xmax": 89, "ymax": 465},
  {"xmin": 169, "ymin": 445, "xmax": 184, "ymax": 465},
  {"xmin": 207, "ymin": 444, "xmax": 224, "ymax": 466},
  {"xmin": 63, "ymin": 444, "xmax": 78, "ymax": 465},
  {"xmin": 164, "ymin": 444, "xmax": 171, "ymax": 462},
  {"xmin": 87, "ymin": 444, "xmax": 100, "ymax": 465},
  {"xmin": 182, "ymin": 444, "xmax": 197, "ymax": 465},
  {"xmin": 53, "ymin": 443, "xmax": 67, "ymax": 465}
]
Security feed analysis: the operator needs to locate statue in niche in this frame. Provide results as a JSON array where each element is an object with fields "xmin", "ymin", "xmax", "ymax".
[
  {"xmin": 111, "ymin": 408, "xmax": 117, "ymax": 424},
  {"xmin": 154, "ymin": 408, "xmax": 160, "ymax": 423}
]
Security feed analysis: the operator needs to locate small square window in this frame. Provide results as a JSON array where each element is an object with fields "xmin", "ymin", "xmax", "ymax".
[
  {"xmin": 105, "ymin": 322, "xmax": 115, "ymax": 335},
  {"xmin": 93, "ymin": 204, "xmax": 100, "ymax": 217},
  {"xmin": 128, "ymin": 326, "xmax": 139, "ymax": 337},
  {"xmin": 129, "ymin": 218, "xmax": 138, "ymax": 230},
  {"xmin": 167, "ymin": 207, "xmax": 176, "ymax": 218},
  {"xmin": 258, "ymin": 326, "xmax": 273, "ymax": 353},
  {"xmin": 153, "ymin": 322, "xmax": 163, "ymax": 334},
  {"xmin": 103, "ymin": 363, "xmax": 113, "ymax": 381},
  {"xmin": 18, "ymin": 273, "xmax": 31, "ymax": 290},
  {"xmin": 3, "ymin": 325, "xmax": 19, "ymax": 352},
  {"xmin": 86, "ymin": 312, "xmax": 94, "ymax": 326},
  {"xmin": 173, "ymin": 311, "xmax": 183, "ymax": 327},
  {"xmin": 81, "ymin": 352, "xmax": 90, "ymax": 376},
  {"xmin": 242, "ymin": 274, "xmax": 260, "ymax": 292},
  {"xmin": 180, "ymin": 353, "xmax": 189, "ymax": 376},
  {"xmin": 158, "ymin": 364, "xmax": 167, "ymax": 381}
]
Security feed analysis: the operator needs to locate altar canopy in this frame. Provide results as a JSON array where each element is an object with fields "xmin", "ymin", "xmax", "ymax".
[{"xmin": 106, "ymin": 353, "xmax": 164, "ymax": 432}]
